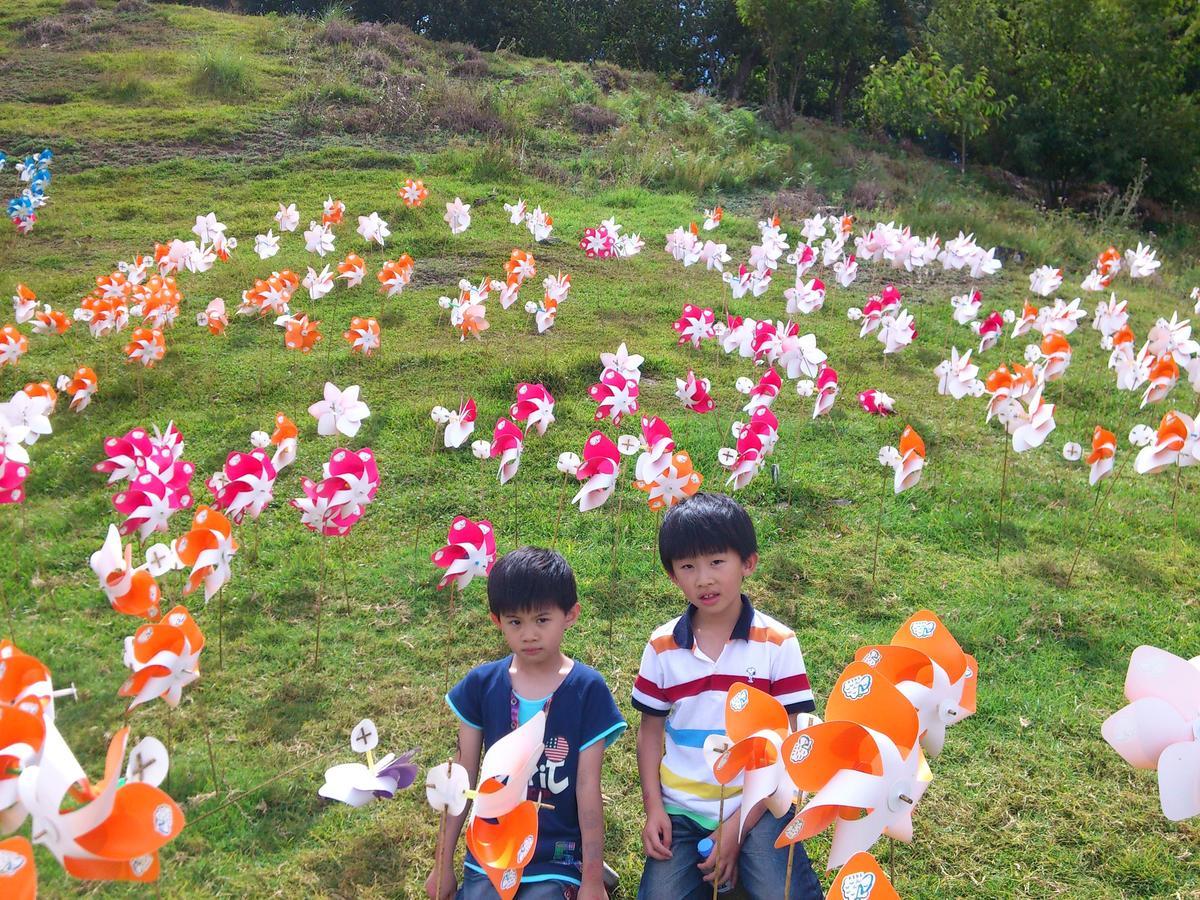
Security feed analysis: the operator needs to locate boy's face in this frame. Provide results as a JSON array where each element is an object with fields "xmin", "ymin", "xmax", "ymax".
[
  {"xmin": 490, "ymin": 603, "xmax": 580, "ymax": 665},
  {"xmin": 667, "ymin": 550, "xmax": 758, "ymax": 617}
]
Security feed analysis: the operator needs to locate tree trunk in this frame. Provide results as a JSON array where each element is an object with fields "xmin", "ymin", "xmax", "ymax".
[
  {"xmin": 960, "ymin": 129, "xmax": 966, "ymax": 174},
  {"xmin": 725, "ymin": 44, "xmax": 761, "ymax": 103}
]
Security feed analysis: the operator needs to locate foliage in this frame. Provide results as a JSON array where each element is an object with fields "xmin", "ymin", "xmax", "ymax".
[{"xmin": 191, "ymin": 48, "xmax": 254, "ymax": 100}]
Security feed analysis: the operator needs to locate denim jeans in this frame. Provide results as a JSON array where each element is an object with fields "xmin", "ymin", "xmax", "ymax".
[
  {"xmin": 458, "ymin": 867, "xmax": 576, "ymax": 899},
  {"xmin": 636, "ymin": 812, "xmax": 823, "ymax": 900}
]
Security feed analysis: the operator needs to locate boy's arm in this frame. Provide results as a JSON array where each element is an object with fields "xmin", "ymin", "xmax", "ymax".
[
  {"xmin": 636, "ymin": 713, "xmax": 673, "ymax": 860},
  {"xmin": 575, "ymin": 741, "xmax": 607, "ymax": 899},
  {"xmin": 426, "ymin": 721, "xmax": 482, "ymax": 900}
]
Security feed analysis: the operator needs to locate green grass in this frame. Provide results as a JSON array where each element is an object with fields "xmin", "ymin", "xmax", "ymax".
[{"xmin": 1, "ymin": 3, "xmax": 1199, "ymax": 899}]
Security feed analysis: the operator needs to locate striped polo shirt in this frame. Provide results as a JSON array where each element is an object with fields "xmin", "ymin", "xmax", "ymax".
[{"xmin": 631, "ymin": 596, "xmax": 815, "ymax": 829}]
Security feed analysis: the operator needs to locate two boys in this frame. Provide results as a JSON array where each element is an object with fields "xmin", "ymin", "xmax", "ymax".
[{"xmin": 427, "ymin": 494, "xmax": 821, "ymax": 899}]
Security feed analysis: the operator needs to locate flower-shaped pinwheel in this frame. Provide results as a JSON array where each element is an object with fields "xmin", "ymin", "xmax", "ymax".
[
  {"xmin": 444, "ymin": 398, "xmax": 477, "ymax": 449},
  {"xmin": 356, "ymin": 212, "xmax": 390, "ymax": 247},
  {"xmin": 589, "ymin": 368, "xmax": 639, "ymax": 426},
  {"xmin": 935, "ymin": 347, "xmax": 980, "ymax": 400},
  {"xmin": 572, "ymin": 431, "xmax": 620, "ymax": 512},
  {"xmin": 89, "ymin": 524, "xmax": 163, "ymax": 619},
  {"xmin": 634, "ymin": 451, "xmax": 702, "ymax": 512},
  {"xmin": 322, "ymin": 197, "xmax": 345, "ymax": 226},
  {"xmin": 505, "ymin": 249, "xmax": 536, "ymax": 287},
  {"xmin": 1011, "ymin": 386, "xmax": 1057, "ymax": 452},
  {"xmin": 490, "ymin": 419, "xmax": 524, "ymax": 484},
  {"xmin": 444, "ymin": 198, "xmax": 471, "ymax": 235},
  {"xmin": 743, "ymin": 367, "xmax": 782, "ymax": 413},
  {"xmin": 174, "ymin": 506, "xmax": 237, "ymax": 601},
  {"xmin": 337, "ymin": 253, "xmax": 366, "ymax": 287},
  {"xmin": 112, "ymin": 469, "xmax": 194, "ymax": 541},
  {"xmin": 675, "ymin": 370, "xmax": 715, "ymax": 413},
  {"xmin": 812, "ymin": 366, "xmax": 839, "ymax": 419},
  {"xmin": 1087, "ymin": 426, "xmax": 1117, "ymax": 485},
  {"xmin": 432, "ymin": 516, "xmax": 497, "ymax": 590},
  {"xmin": 400, "ymin": 178, "xmax": 428, "ymax": 208},
  {"xmin": 120, "ymin": 605, "xmax": 204, "ymax": 711},
  {"xmin": 510, "ymin": 384, "xmax": 555, "ymax": 437},
  {"xmin": 1038, "ymin": 333, "xmax": 1072, "ymax": 382},
  {"xmin": 580, "ymin": 225, "xmax": 615, "ymax": 259},
  {"xmin": 377, "ymin": 255, "xmax": 415, "ymax": 298},
  {"xmin": 881, "ymin": 426, "xmax": 926, "ymax": 494},
  {"xmin": 1134, "ymin": 411, "xmax": 1197, "ymax": 474},
  {"xmin": 320, "ymin": 718, "xmax": 418, "ymax": 807},
  {"xmin": 1029, "ymin": 265, "xmax": 1063, "ymax": 298},
  {"xmin": 280, "ymin": 313, "xmax": 322, "ymax": 353},
  {"xmin": 275, "ymin": 202, "xmax": 299, "ymax": 232},
  {"xmin": 344, "ymin": 316, "xmax": 381, "ymax": 357},
  {"xmin": 208, "ymin": 449, "xmax": 277, "ymax": 524},
  {"xmin": 124, "ymin": 328, "xmax": 165, "ymax": 368},
  {"xmin": 310, "ymin": 382, "xmax": 370, "ymax": 438},
  {"xmin": 57, "ymin": 366, "xmax": 98, "ymax": 413},
  {"xmin": 1103, "ymin": 645, "xmax": 1200, "ymax": 822},
  {"xmin": 1141, "ymin": 355, "xmax": 1179, "ymax": 408},
  {"xmin": 634, "ymin": 416, "xmax": 676, "ymax": 485},
  {"xmin": 673, "ymin": 304, "xmax": 716, "ymax": 349},
  {"xmin": 859, "ymin": 389, "xmax": 895, "ymax": 416},
  {"xmin": 304, "ymin": 221, "xmax": 335, "ymax": 257}
]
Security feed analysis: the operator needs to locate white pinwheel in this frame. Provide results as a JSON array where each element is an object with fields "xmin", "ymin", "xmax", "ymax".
[{"xmin": 309, "ymin": 382, "xmax": 370, "ymax": 438}]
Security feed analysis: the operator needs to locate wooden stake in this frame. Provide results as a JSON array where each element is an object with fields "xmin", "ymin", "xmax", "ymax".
[
  {"xmin": 996, "ymin": 434, "xmax": 1010, "ymax": 564},
  {"xmin": 783, "ymin": 842, "xmax": 796, "ymax": 900},
  {"xmin": 217, "ymin": 586, "xmax": 225, "ymax": 671},
  {"xmin": 313, "ymin": 535, "xmax": 327, "ymax": 668},
  {"xmin": 871, "ymin": 466, "xmax": 887, "ymax": 590},
  {"xmin": 1066, "ymin": 452, "xmax": 1131, "ymax": 588},
  {"xmin": 712, "ymin": 783, "xmax": 725, "ymax": 900}
]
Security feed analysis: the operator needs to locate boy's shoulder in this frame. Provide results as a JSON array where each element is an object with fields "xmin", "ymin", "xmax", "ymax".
[
  {"xmin": 563, "ymin": 657, "xmax": 617, "ymax": 695},
  {"xmin": 456, "ymin": 655, "xmax": 511, "ymax": 691},
  {"xmin": 745, "ymin": 603, "xmax": 799, "ymax": 644}
]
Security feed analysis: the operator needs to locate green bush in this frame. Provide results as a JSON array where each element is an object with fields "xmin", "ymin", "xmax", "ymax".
[{"xmin": 191, "ymin": 49, "xmax": 254, "ymax": 100}]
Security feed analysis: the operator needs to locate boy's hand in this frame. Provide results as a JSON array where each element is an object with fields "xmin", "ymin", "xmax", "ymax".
[
  {"xmin": 641, "ymin": 806, "xmax": 673, "ymax": 860},
  {"xmin": 697, "ymin": 816, "xmax": 741, "ymax": 889},
  {"xmin": 577, "ymin": 879, "xmax": 608, "ymax": 900},
  {"xmin": 424, "ymin": 867, "xmax": 456, "ymax": 899}
]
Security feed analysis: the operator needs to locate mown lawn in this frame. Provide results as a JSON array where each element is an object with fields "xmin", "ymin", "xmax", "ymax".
[{"xmin": 2, "ymin": 3, "xmax": 1199, "ymax": 899}]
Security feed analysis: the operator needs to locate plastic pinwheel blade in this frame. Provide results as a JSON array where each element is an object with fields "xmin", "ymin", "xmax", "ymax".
[
  {"xmin": 1102, "ymin": 697, "xmax": 1192, "ymax": 770},
  {"xmin": 465, "ymin": 799, "xmax": 538, "ymax": 900},
  {"xmin": 0, "ymin": 836, "xmax": 35, "ymax": 898},
  {"xmin": 474, "ymin": 711, "xmax": 546, "ymax": 820},
  {"xmin": 826, "ymin": 851, "xmax": 900, "ymax": 900},
  {"xmin": 425, "ymin": 762, "xmax": 470, "ymax": 816},
  {"xmin": 1157, "ymin": 741, "xmax": 1200, "ymax": 821}
]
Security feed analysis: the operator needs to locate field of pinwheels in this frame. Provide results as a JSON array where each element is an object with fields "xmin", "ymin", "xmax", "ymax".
[{"xmin": 1, "ymin": 2, "xmax": 1199, "ymax": 898}]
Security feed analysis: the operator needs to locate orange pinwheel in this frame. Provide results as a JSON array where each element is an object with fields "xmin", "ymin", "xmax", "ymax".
[
  {"xmin": 377, "ymin": 255, "xmax": 414, "ymax": 298},
  {"xmin": 1135, "ymin": 410, "xmax": 1194, "ymax": 474},
  {"xmin": 826, "ymin": 851, "xmax": 899, "ymax": 900},
  {"xmin": 1142, "ymin": 355, "xmax": 1179, "ymax": 407},
  {"xmin": 633, "ymin": 450, "xmax": 703, "ymax": 511},
  {"xmin": 59, "ymin": 366, "xmax": 98, "ymax": 412},
  {"xmin": 272, "ymin": 412, "xmax": 297, "ymax": 445},
  {"xmin": 90, "ymin": 524, "xmax": 163, "ymax": 620},
  {"xmin": 120, "ymin": 605, "xmax": 205, "ymax": 711},
  {"xmin": 22, "ymin": 381, "xmax": 58, "ymax": 413},
  {"xmin": 1039, "ymin": 333, "xmax": 1071, "ymax": 382},
  {"xmin": 0, "ymin": 836, "xmax": 36, "ymax": 899},
  {"xmin": 174, "ymin": 505, "xmax": 237, "ymax": 601},
  {"xmin": 322, "ymin": 196, "xmax": 345, "ymax": 225},
  {"xmin": 711, "ymin": 682, "xmax": 794, "ymax": 840},
  {"xmin": 504, "ymin": 249, "xmax": 536, "ymax": 287},
  {"xmin": 1087, "ymin": 426, "xmax": 1117, "ymax": 485},
  {"xmin": 32, "ymin": 306, "xmax": 70, "ymax": 336},
  {"xmin": 400, "ymin": 178, "xmax": 429, "ymax": 207},
  {"xmin": 124, "ymin": 328, "xmax": 165, "ymax": 368},
  {"xmin": 344, "ymin": 316, "xmax": 380, "ymax": 356},
  {"xmin": 0, "ymin": 325, "xmax": 27, "ymax": 367},
  {"xmin": 12, "ymin": 283, "xmax": 37, "ymax": 322},
  {"xmin": 283, "ymin": 314, "xmax": 322, "ymax": 353},
  {"xmin": 337, "ymin": 252, "xmax": 366, "ymax": 288}
]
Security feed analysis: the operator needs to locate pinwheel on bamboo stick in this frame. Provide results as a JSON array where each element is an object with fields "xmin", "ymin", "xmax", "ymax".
[
  {"xmin": 634, "ymin": 450, "xmax": 703, "ymax": 511},
  {"xmin": 31, "ymin": 305, "xmax": 70, "ymax": 337},
  {"xmin": 1141, "ymin": 355, "xmax": 1179, "ymax": 408},
  {"xmin": 400, "ymin": 178, "xmax": 428, "ymax": 208},
  {"xmin": 589, "ymin": 367, "xmax": 639, "ymax": 426},
  {"xmin": 57, "ymin": 366, "xmax": 98, "ymax": 412},
  {"xmin": 11, "ymin": 284, "xmax": 36, "ymax": 323},
  {"xmin": 119, "ymin": 605, "xmax": 205, "ymax": 711},
  {"xmin": 743, "ymin": 367, "xmax": 782, "ymax": 413},
  {"xmin": 812, "ymin": 366, "xmax": 839, "ymax": 419},
  {"xmin": 309, "ymin": 382, "xmax": 370, "ymax": 438},
  {"xmin": 490, "ymin": 419, "xmax": 524, "ymax": 485},
  {"xmin": 974, "ymin": 311, "xmax": 1002, "ymax": 353},
  {"xmin": 89, "ymin": 524, "xmax": 163, "ymax": 620},
  {"xmin": 278, "ymin": 313, "xmax": 322, "ymax": 353},
  {"xmin": 344, "ymin": 316, "xmax": 380, "ymax": 357},
  {"xmin": 572, "ymin": 431, "xmax": 621, "ymax": 512},
  {"xmin": 207, "ymin": 448, "xmax": 277, "ymax": 525},
  {"xmin": 1088, "ymin": 426, "xmax": 1117, "ymax": 485},
  {"xmin": 510, "ymin": 384, "xmax": 555, "ymax": 437},
  {"xmin": 377, "ymin": 255, "xmax": 415, "ymax": 298},
  {"xmin": 174, "ymin": 506, "xmax": 237, "ymax": 603},
  {"xmin": 319, "ymin": 719, "xmax": 417, "ymax": 808},
  {"xmin": 441, "ymin": 398, "xmax": 477, "ymax": 449},
  {"xmin": 195, "ymin": 298, "xmax": 228, "ymax": 336},
  {"xmin": 935, "ymin": 347, "xmax": 982, "ymax": 400},
  {"xmin": 1037, "ymin": 333, "xmax": 1071, "ymax": 382},
  {"xmin": 1134, "ymin": 411, "xmax": 1197, "ymax": 475},
  {"xmin": 673, "ymin": 304, "xmax": 716, "ymax": 349}
]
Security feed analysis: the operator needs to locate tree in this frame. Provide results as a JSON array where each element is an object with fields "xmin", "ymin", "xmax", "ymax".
[
  {"xmin": 862, "ymin": 50, "xmax": 1011, "ymax": 172},
  {"xmin": 734, "ymin": 0, "xmax": 808, "ymax": 126}
]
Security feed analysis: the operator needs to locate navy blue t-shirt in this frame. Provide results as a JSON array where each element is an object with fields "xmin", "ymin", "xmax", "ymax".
[{"xmin": 446, "ymin": 657, "xmax": 626, "ymax": 887}]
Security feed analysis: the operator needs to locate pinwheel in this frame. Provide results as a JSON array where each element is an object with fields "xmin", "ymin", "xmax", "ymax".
[
  {"xmin": 1093, "ymin": 295, "xmax": 1129, "ymax": 338},
  {"xmin": 322, "ymin": 197, "xmax": 345, "ymax": 226},
  {"xmin": 427, "ymin": 711, "xmax": 547, "ymax": 900},
  {"xmin": 208, "ymin": 449, "xmax": 277, "ymax": 525},
  {"xmin": 1039, "ymin": 297, "xmax": 1087, "ymax": 336},
  {"xmin": 320, "ymin": 718, "xmax": 418, "ymax": 808},
  {"xmin": 490, "ymin": 418, "xmax": 524, "ymax": 485},
  {"xmin": 57, "ymin": 366, "xmax": 98, "ymax": 413},
  {"xmin": 572, "ymin": 431, "xmax": 621, "ymax": 512},
  {"xmin": 504, "ymin": 249, "xmax": 536, "ymax": 286},
  {"xmin": 710, "ymin": 683, "xmax": 795, "ymax": 842},
  {"xmin": 18, "ymin": 725, "xmax": 184, "ymax": 884},
  {"xmin": 1147, "ymin": 312, "xmax": 1199, "ymax": 365},
  {"xmin": 336, "ymin": 252, "xmax": 366, "ymax": 288},
  {"xmin": 0, "ymin": 325, "xmax": 27, "ymax": 367},
  {"xmin": 673, "ymin": 304, "xmax": 716, "ymax": 349},
  {"xmin": 442, "ymin": 398, "xmax": 477, "ymax": 449},
  {"xmin": 400, "ymin": 178, "xmax": 428, "ymax": 207},
  {"xmin": 858, "ymin": 389, "xmax": 895, "ymax": 416},
  {"xmin": 935, "ymin": 347, "xmax": 981, "ymax": 400},
  {"xmin": 1109, "ymin": 327, "xmax": 1146, "ymax": 392},
  {"xmin": 743, "ymin": 367, "xmax": 782, "ymax": 413},
  {"xmin": 1011, "ymin": 385, "xmax": 1057, "ymax": 452},
  {"xmin": 774, "ymin": 662, "xmax": 930, "ymax": 869},
  {"xmin": 788, "ymin": 243, "xmax": 818, "ymax": 278},
  {"xmin": 879, "ymin": 309, "xmax": 917, "ymax": 355},
  {"xmin": 1141, "ymin": 355, "xmax": 1179, "ymax": 408},
  {"xmin": 30, "ymin": 305, "xmax": 69, "ymax": 337},
  {"xmin": 303, "ymin": 221, "xmax": 335, "ymax": 257},
  {"xmin": 195, "ymin": 298, "xmax": 228, "ymax": 336},
  {"xmin": 431, "ymin": 515, "xmax": 497, "ymax": 591},
  {"xmin": 254, "ymin": 229, "xmax": 280, "ymax": 260},
  {"xmin": 89, "ymin": 524, "xmax": 163, "ymax": 619},
  {"xmin": 119, "ymin": 605, "xmax": 204, "ymax": 711},
  {"xmin": 21, "ymin": 380, "xmax": 57, "ymax": 414},
  {"xmin": 856, "ymin": 610, "xmax": 977, "ymax": 758},
  {"xmin": 675, "ymin": 369, "xmax": 715, "ymax": 414},
  {"xmin": 309, "ymin": 382, "xmax": 370, "ymax": 438},
  {"xmin": 356, "ymin": 211, "xmax": 390, "ymax": 246},
  {"xmin": 750, "ymin": 319, "xmax": 794, "ymax": 366},
  {"xmin": 11, "ymin": 284, "xmax": 36, "ymax": 323},
  {"xmin": 833, "ymin": 253, "xmax": 858, "ymax": 288},
  {"xmin": 1029, "ymin": 264, "xmax": 1063, "ymax": 297},
  {"xmin": 582, "ymin": 224, "xmax": 617, "ymax": 259},
  {"xmin": 722, "ymin": 421, "xmax": 768, "ymax": 491},
  {"xmin": 848, "ymin": 296, "xmax": 886, "ymax": 338},
  {"xmin": 510, "ymin": 383, "xmax": 554, "ymax": 436},
  {"xmin": 1102, "ymin": 645, "xmax": 1199, "ymax": 820},
  {"xmin": 1087, "ymin": 426, "xmax": 1117, "ymax": 486},
  {"xmin": 1134, "ymin": 411, "xmax": 1196, "ymax": 475},
  {"xmin": 275, "ymin": 202, "xmax": 300, "ymax": 232},
  {"xmin": 112, "ymin": 469, "xmax": 194, "ymax": 542},
  {"xmin": 503, "ymin": 198, "xmax": 527, "ymax": 225},
  {"xmin": 526, "ymin": 206, "xmax": 553, "ymax": 242},
  {"xmin": 812, "ymin": 366, "xmax": 839, "ymax": 419},
  {"xmin": 0, "ymin": 836, "xmax": 35, "ymax": 897},
  {"xmin": 634, "ymin": 450, "xmax": 702, "ymax": 511},
  {"xmin": 343, "ymin": 316, "xmax": 380, "ymax": 357},
  {"xmin": 974, "ymin": 311, "xmax": 1002, "ymax": 353},
  {"xmin": 377, "ymin": 255, "xmax": 415, "ymax": 298},
  {"xmin": 444, "ymin": 197, "xmax": 471, "ymax": 235},
  {"xmin": 698, "ymin": 239, "xmax": 731, "ymax": 272},
  {"xmin": 175, "ymin": 506, "xmax": 237, "ymax": 602},
  {"xmin": 1, "ymin": 388, "xmax": 50, "ymax": 447},
  {"xmin": 269, "ymin": 412, "xmax": 299, "ymax": 472},
  {"xmin": 825, "ymin": 852, "xmax": 900, "ymax": 900},
  {"xmin": 785, "ymin": 278, "xmax": 826, "ymax": 316},
  {"xmin": 634, "ymin": 416, "xmax": 676, "ymax": 485},
  {"xmin": 280, "ymin": 313, "xmax": 322, "ymax": 353},
  {"xmin": 778, "ymin": 331, "xmax": 827, "ymax": 381},
  {"xmin": 303, "ymin": 265, "xmax": 335, "ymax": 301},
  {"xmin": 882, "ymin": 426, "xmax": 926, "ymax": 495},
  {"xmin": 1038, "ymin": 333, "xmax": 1072, "ymax": 382},
  {"xmin": 1125, "ymin": 242, "xmax": 1161, "ymax": 279},
  {"xmin": 703, "ymin": 206, "xmax": 723, "ymax": 230},
  {"xmin": 589, "ymin": 367, "xmax": 639, "ymax": 426},
  {"xmin": 1012, "ymin": 300, "xmax": 1039, "ymax": 339}
]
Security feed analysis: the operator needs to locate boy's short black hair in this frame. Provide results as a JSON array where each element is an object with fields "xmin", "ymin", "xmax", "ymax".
[
  {"xmin": 658, "ymin": 492, "xmax": 758, "ymax": 573},
  {"xmin": 488, "ymin": 546, "xmax": 579, "ymax": 616}
]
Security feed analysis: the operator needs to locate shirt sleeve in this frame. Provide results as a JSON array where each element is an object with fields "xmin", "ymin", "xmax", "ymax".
[
  {"xmin": 579, "ymin": 672, "xmax": 628, "ymax": 751},
  {"xmin": 631, "ymin": 640, "xmax": 672, "ymax": 716},
  {"xmin": 769, "ymin": 635, "xmax": 816, "ymax": 714},
  {"xmin": 446, "ymin": 666, "xmax": 483, "ymax": 731}
]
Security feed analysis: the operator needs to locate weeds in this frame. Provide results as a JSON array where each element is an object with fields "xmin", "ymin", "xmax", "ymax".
[{"xmin": 191, "ymin": 49, "xmax": 253, "ymax": 101}]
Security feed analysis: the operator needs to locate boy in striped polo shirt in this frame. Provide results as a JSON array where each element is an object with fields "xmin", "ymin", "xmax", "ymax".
[{"xmin": 632, "ymin": 493, "xmax": 823, "ymax": 899}]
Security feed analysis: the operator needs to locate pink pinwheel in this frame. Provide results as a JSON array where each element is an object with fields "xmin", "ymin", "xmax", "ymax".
[
  {"xmin": 785, "ymin": 277, "xmax": 826, "ymax": 316},
  {"xmin": 849, "ymin": 295, "xmax": 886, "ymax": 337},
  {"xmin": 635, "ymin": 416, "xmax": 676, "ymax": 485},
  {"xmin": 1102, "ymin": 645, "xmax": 1200, "ymax": 821},
  {"xmin": 588, "ymin": 368, "xmax": 639, "ymax": 426},
  {"xmin": 292, "ymin": 474, "xmax": 347, "ymax": 536},
  {"xmin": 744, "ymin": 406, "xmax": 780, "ymax": 456},
  {"xmin": 599, "ymin": 342, "xmax": 643, "ymax": 383},
  {"xmin": 0, "ymin": 446, "xmax": 29, "ymax": 504},
  {"xmin": 672, "ymin": 304, "xmax": 716, "ymax": 349},
  {"xmin": 579, "ymin": 226, "xmax": 615, "ymax": 259},
  {"xmin": 490, "ymin": 419, "xmax": 524, "ymax": 484},
  {"xmin": 675, "ymin": 370, "xmax": 715, "ymax": 413},
  {"xmin": 572, "ymin": 431, "xmax": 620, "ymax": 512},
  {"xmin": 444, "ymin": 398, "xmax": 477, "ymax": 449},
  {"xmin": 113, "ymin": 470, "xmax": 193, "ymax": 540},
  {"xmin": 510, "ymin": 384, "xmax": 555, "ymax": 436},
  {"xmin": 743, "ymin": 367, "xmax": 782, "ymax": 413},
  {"xmin": 879, "ymin": 310, "xmax": 917, "ymax": 355},
  {"xmin": 431, "ymin": 516, "xmax": 497, "ymax": 590},
  {"xmin": 813, "ymin": 366, "xmax": 839, "ymax": 419},
  {"xmin": 208, "ymin": 449, "xmax": 277, "ymax": 524},
  {"xmin": 976, "ymin": 311, "xmax": 1003, "ymax": 353},
  {"xmin": 751, "ymin": 319, "xmax": 797, "ymax": 366},
  {"xmin": 326, "ymin": 448, "xmax": 381, "ymax": 523},
  {"xmin": 859, "ymin": 389, "xmax": 895, "ymax": 416},
  {"xmin": 723, "ymin": 425, "xmax": 766, "ymax": 491}
]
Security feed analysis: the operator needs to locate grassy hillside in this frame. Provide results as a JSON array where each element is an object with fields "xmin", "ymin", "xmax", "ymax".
[{"xmin": 1, "ymin": 2, "xmax": 1199, "ymax": 898}]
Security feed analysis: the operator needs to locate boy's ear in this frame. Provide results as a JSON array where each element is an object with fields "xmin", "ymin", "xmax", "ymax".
[
  {"xmin": 489, "ymin": 612, "xmax": 501, "ymax": 627},
  {"xmin": 741, "ymin": 552, "xmax": 759, "ymax": 577},
  {"xmin": 564, "ymin": 603, "xmax": 581, "ymax": 628}
]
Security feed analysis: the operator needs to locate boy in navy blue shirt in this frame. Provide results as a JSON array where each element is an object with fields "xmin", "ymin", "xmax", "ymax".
[{"xmin": 426, "ymin": 547, "xmax": 626, "ymax": 900}]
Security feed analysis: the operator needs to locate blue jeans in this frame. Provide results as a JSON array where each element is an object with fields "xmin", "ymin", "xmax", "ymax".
[
  {"xmin": 637, "ymin": 812, "xmax": 823, "ymax": 900},
  {"xmin": 458, "ymin": 867, "xmax": 576, "ymax": 899}
]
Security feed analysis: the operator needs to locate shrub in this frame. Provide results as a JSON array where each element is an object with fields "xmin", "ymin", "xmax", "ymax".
[
  {"xmin": 570, "ymin": 103, "xmax": 620, "ymax": 134},
  {"xmin": 429, "ymin": 84, "xmax": 508, "ymax": 136},
  {"xmin": 451, "ymin": 57, "xmax": 490, "ymax": 79},
  {"xmin": 97, "ymin": 69, "xmax": 149, "ymax": 103},
  {"xmin": 191, "ymin": 50, "xmax": 253, "ymax": 100},
  {"xmin": 590, "ymin": 62, "xmax": 628, "ymax": 94},
  {"xmin": 114, "ymin": 0, "xmax": 152, "ymax": 11}
]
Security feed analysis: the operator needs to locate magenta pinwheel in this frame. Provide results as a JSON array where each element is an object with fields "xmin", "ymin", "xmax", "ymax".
[{"xmin": 431, "ymin": 515, "xmax": 497, "ymax": 590}]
